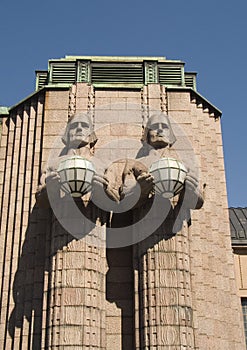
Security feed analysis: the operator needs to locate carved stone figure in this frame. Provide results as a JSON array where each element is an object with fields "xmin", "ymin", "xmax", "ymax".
[
  {"xmin": 36, "ymin": 113, "xmax": 98, "ymax": 208},
  {"xmin": 138, "ymin": 113, "xmax": 204, "ymax": 210},
  {"xmin": 103, "ymin": 112, "xmax": 203, "ymax": 235}
]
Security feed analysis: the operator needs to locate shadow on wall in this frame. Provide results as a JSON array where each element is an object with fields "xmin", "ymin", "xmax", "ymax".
[
  {"xmin": 8, "ymin": 196, "xmax": 191, "ymax": 349},
  {"xmin": 105, "ymin": 200, "xmax": 188, "ymax": 349},
  {"xmin": 8, "ymin": 204, "xmax": 74, "ymax": 349}
]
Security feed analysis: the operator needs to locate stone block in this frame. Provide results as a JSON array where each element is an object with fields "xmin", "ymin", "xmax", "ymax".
[
  {"xmin": 95, "ymin": 90, "xmax": 118, "ymax": 98},
  {"xmin": 167, "ymin": 92, "xmax": 191, "ymax": 111},
  {"xmin": 76, "ymin": 83, "xmax": 90, "ymax": 97},
  {"xmin": 110, "ymin": 123, "xmax": 127, "ymax": 136},
  {"xmin": 117, "ymin": 90, "xmax": 141, "ymax": 98},
  {"xmin": 45, "ymin": 90, "xmax": 69, "ymax": 110},
  {"xmin": 75, "ymin": 97, "xmax": 89, "ymax": 110},
  {"xmin": 148, "ymin": 98, "xmax": 161, "ymax": 111},
  {"xmin": 60, "ymin": 326, "xmax": 82, "ymax": 345},
  {"xmin": 110, "ymin": 98, "xmax": 127, "ymax": 110},
  {"xmin": 63, "ymin": 251, "xmax": 85, "ymax": 269},
  {"xmin": 106, "ymin": 334, "xmax": 121, "ymax": 350},
  {"xmin": 147, "ymin": 84, "xmax": 161, "ymax": 99},
  {"xmin": 44, "ymin": 109, "xmax": 68, "ymax": 123},
  {"xmin": 126, "ymin": 123, "xmax": 141, "ymax": 137},
  {"xmin": 64, "ymin": 306, "xmax": 85, "ymax": 325},
  {"xmin": 106, "ymin": 316, "xmax": 121, "ymax": 334},
  {"xmin": 43, "ymin": 121, "xmax": 66, "ymax": 136},
  {"xmin": 126, "ymin": 97, "xmax": 141, "ymax": 109}
]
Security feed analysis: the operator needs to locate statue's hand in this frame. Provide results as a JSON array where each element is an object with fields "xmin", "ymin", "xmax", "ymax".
[
  {"xmin": 45, "ymin": 169, "xmax": 60, "ymax": 191},
  {"xmin": 136, "ymin": 172, "xmax": 154, "ymax": 196},
  {"xmin": 182, "ymin": 173, "xmax": 204, "ymax": 209},
  {"xmin": 36, "ymin": 169, "xmax": 60, "ymax": 208},
  {"xmin": 185, "ymin": 173, "xmax": 199, "ymax": 192},
  {"xmin": 92, "ymin": 174, "xmax": 109, "ymax": 188},
  {"xmin": 92, "ymin": 174, "xmax": 120, "ymax": 203}
]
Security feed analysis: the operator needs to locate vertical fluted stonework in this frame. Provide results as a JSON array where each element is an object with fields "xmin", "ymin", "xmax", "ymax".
[
  {"xmin": 46, "ymin": 212, "xmax": 107, "ymax": 349},
  {"xmin": 43, "ymin": 84, "xmax": 107, "ymax": 349},
  {"xmin": 0, "ymin": 94, "xmax": 47, "ymax": 349},
  {"xmin": 134, "ymin": 224, "xmax": 195, "ymax": 349},
  {"xmin": 134, "ymin": 83, "xmax": 195, "ymax": 348}
]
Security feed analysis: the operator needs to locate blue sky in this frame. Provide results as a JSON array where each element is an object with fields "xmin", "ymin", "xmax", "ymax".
[{"xmin": 1, "ymin": 0, "xmax": 246, "ymax": 207}]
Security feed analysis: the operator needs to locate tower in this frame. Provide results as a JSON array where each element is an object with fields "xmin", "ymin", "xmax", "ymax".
[{"xmin": 0, "ymin": 56, "xmax": 245, "ymax": 349}]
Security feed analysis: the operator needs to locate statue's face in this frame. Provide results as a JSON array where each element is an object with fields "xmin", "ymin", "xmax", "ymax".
[
  {"xmin": 68, "ymin": 121, "xmax": 90, "ymax": 148},
  {"xmin": 148, "ymin": 121, "xmax": 171, "ymax": 149}
]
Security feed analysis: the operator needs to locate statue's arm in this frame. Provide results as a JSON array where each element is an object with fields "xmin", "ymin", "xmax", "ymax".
[
  {"xmin": 180, "ymin": 173, "xmax": 204, "ymax": 209},
  {"xmin": 35, "ymin": 170, "xmax": 61, "ymax": 208},
  {"xmin": 121, "ymin": 160, "xmax": 154, "ymax": 208}
]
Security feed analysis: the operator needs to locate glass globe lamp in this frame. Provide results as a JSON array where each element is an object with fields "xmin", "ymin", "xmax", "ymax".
[
  {"xmin": 57, "ymin": 155, "xmax": 95, "ymax": 198},
  {"xmin": 149, "ymin": 158, "xmax": 187, "ymax": 198}
]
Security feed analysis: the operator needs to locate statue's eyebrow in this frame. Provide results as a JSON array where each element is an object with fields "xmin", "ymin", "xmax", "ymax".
[
  {"xmin": 149, "ymin": 122, "xmax": 169, "ymax": 129},
  {"xmin": 69, "ymin": 121, "xmax": 90, "ymax": 128}
]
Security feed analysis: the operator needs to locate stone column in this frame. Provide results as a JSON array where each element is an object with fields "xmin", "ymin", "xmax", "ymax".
[
  {"xmin": 134, "ymin": 223, "xmax": 195, "ymax": 349},
  {"xmin": 46, "ymin": 208, "xmax": 107, "ymax": 349}
]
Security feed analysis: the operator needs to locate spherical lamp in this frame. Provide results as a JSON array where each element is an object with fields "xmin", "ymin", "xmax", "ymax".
[
  {"xmin": 57, "ymin": 155, "xmax": 95, "ymax": 198},
  {"xmin": 149, "ymin": 157, "xmax": 187, "ymax": 198}
]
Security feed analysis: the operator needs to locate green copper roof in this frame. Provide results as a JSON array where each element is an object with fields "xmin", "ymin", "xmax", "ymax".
[
  {"xmin": 64, "ymin": 55, "xmax": 171, "ymax": 62},
  {"xmin": 0, "ymin": 106, "xmax": 9, "ymax": 116},
  {"xmin": 4, "ymin": 55, "xmax": 221, "ymax": 118},
  {"xmin": 35, "ymin": 55, "xmax": 196, "ymax": 91}
]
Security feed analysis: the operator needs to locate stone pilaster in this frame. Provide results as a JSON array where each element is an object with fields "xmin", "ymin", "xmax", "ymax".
[{"xmin": 134, "ymin": 223, "xmax": 195, "ymax": 349}]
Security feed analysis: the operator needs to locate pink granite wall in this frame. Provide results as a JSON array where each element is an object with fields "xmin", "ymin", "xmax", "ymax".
[{"xmin": 0, "ymin": 83, "xmax": 245, "ymax": 349}]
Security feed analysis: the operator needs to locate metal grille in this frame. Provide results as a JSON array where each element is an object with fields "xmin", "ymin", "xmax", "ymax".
[
  {"xmin": 50, "ymin": 61, "xmax": 77, "ymax": 84},
  {"xmin": 36, "ymin": 71, "xmax": 48, "ymax": 90},
  {"xmin": 158, "ymin": 64, "xmax": 183, "ymax": 86},
  {"xmin": 91, "ymin": 63, "xmax": 143, "ymax": 84},
  {"xmin": 185, "ymin": 73, "xmax": 197, "ymax": 90}
]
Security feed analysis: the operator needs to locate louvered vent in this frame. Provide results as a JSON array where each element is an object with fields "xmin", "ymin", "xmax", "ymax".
[
  {"xmin": 91, "ymin": 63, "xmax": 143, "ymax": 84},
  {"xmin": 36, "ymin": 71, "xmax": 48, "ymax": 90},
  {"xmin": 185, "ymin": 73, "xmax": 197, "ymax": 90},
  {"xmin": 50, "ymin": 61, "xmax": 77, "ymax": 84},
  {"xmin": 158, "ymin": 65, "xmax": 183, "ymax": 86}
]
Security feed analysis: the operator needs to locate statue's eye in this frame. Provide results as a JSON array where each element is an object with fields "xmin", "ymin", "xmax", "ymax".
[
  {"xmin": 161, "ymin": 123, "xmax": 169, "ymax": 129},
  {"xmin": 150, "ymin": 123, "xmax": 159, "ymax": 130},
  {"xmin": 70, "ymin": 122, "xmax": 78, "ymax": 129},
  {"xmin": 81, "ymin": 122, "xmax": 89, "ymax": 129}
]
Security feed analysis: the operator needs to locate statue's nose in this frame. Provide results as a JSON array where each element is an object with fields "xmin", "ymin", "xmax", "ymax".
[{"xmin": 157, "ymin": 123, "xmax": 163, "ymax": 132}]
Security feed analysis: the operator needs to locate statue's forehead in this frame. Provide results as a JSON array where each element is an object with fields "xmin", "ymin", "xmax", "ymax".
[
  {"xmin": 68, "ymin": 114, "xmax": 93, "ymax": 126},
  {"xmin": 147, "ymin": 114, "xmax": 169, "ymax": 126}
]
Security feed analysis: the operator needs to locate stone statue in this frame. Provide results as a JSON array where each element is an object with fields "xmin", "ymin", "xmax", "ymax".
[
  {"xmin": 103, "ymin": 112, "xmax": 203, "ymax": 236},
  {"xmin": 138, "ymin": 113, "xmax": 204, "ymax": 210},
  {"xmin": 35, "ymin": 113, "xmax": 98, "ymax": 208}
]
